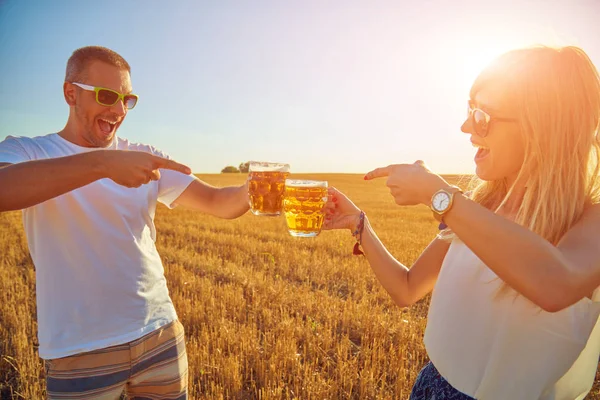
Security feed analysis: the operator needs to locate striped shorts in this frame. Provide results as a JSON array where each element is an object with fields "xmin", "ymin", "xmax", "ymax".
[{"xmin": 44, "ymin": 320, "xmax": 188, "ymax": 400}]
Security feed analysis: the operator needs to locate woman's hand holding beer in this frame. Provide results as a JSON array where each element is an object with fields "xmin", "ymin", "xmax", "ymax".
[
  {"xmin": 364, "ymin": 160, "xmax": 450, "ymax": 206},
  {"xmin": 322, "ymin": 187, "xmax": 363, "ymax": 232}
]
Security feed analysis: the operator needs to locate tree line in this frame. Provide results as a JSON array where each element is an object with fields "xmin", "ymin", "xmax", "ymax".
[{"xmin": 221, "ymin": 162, "xmax": 250, "ymax": 173}]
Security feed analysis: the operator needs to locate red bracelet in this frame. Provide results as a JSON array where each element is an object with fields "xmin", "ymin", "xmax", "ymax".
[{"xmin": 352, "ymin": 211, "xmax": 365, "ymax": 256}]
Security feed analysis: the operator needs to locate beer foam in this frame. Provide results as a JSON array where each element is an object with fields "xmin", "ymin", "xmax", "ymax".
[
  {"xmin": 249, "ymin": 161, "xmax": 290, "ymax": 172},
  {"xmin": 285, "ymin": 180, "xmax": 328, "ymax": 188}
]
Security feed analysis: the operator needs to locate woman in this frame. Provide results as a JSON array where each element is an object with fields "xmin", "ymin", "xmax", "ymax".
[{"xmin": 323, "ymin": 46, "xmax": 600, "ymax": 399}]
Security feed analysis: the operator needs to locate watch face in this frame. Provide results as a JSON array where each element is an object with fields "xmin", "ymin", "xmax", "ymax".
[{"xmin": 432, "ymin": 192, "xmax": 451, "ymax": 212}]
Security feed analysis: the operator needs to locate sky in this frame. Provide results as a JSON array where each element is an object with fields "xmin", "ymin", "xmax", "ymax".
[{"xmin": 1, "ymin": 0, "xmax": 599, "ymax": 174}]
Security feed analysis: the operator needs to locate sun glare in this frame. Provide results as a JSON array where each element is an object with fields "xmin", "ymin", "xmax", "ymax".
[
  {"xmin": 453, "ymin": 37, "xmax": 529, "ymax": 94},
  {"xmin": 460, "ymin": 51, "xmax": 506, "ymax": 94}
]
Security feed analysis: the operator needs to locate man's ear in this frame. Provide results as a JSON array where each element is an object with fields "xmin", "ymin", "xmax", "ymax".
[{"xmin": 64, "ymin": 82, "xmax": 76, "ymax": 106}]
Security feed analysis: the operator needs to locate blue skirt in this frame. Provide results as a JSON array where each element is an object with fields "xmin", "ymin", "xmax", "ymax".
[{"xmin": 410, "ymin": 362, "xmax": 475, "ymax": 400}]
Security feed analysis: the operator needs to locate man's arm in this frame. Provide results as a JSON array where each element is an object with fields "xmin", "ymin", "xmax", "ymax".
[
  {"xmin": 0, "ymin": 154, "xmax": 105, "ymax": 212},
  {"xmin": 0, "ymin": 151, "xmax": 191, "ymax": 212},
  {"xmin": 173, "ymin": 179, "xmax": 249, "ymax": 219}
]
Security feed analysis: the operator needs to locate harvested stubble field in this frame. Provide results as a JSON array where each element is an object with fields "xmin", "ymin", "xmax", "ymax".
[{"xmin": 1, "ymin": 173, "xmax": 598, "ymax": 399}]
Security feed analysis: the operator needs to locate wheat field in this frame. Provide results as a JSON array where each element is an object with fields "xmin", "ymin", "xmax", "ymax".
[{"xmin": 1, "ymin": 173, "xmax": 598, "ymax": 399}]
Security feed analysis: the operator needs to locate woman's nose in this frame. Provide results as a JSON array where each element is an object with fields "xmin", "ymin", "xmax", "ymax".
[{"xmin": 461, "ymin": 117, "xmax": 473, "ymax": 134}]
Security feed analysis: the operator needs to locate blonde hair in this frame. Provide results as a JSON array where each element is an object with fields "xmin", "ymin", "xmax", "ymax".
[{"xmin": 454, "ymin": 46, "xmax": 600, "ymax": 246}]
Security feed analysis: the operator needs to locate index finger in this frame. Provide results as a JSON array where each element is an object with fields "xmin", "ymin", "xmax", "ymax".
[
  {"xmin": 153, "ymin": 156, "xmax": 192, "ymax": 175},
  {"xmin": 364, "ymin": 165, "xmax": 392, "ymax": 180}
]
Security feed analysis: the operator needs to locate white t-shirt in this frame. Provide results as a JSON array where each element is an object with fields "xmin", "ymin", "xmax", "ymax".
[
  {"xmin": 424, "ymin": 240, "xmax": 600, "ymax": 400},
  {"xmin": 0, "ymin": 133, "xmax": 196, "ymax": 359}
]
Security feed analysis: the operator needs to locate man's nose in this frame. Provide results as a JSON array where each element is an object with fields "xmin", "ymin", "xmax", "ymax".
[{"xmin": 110, "ymin": 98, "xmax": 127, "ymax": 116}]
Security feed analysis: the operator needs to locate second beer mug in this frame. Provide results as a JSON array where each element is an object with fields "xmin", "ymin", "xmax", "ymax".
[
  {"xmin": 283, "ymin": 180, "xmax": 328, "ymax": 237},
  {"xmin": 248, "ymin": 161, "xmax": 290, "ymax": 216}
]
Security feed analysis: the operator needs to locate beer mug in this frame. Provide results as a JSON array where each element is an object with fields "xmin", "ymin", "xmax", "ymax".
[
  {"xmin": 283, "ymin": 180, "xmax": 328, "ymax": 237},
  {"xmin": 248, "ymin": 162, "xmax": 290, "ymax": 216}
]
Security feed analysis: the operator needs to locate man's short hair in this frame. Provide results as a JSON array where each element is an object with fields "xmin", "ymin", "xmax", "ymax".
[{"xmin": 65, "ymin": 46, "xmax": 131, "ymax": 82}]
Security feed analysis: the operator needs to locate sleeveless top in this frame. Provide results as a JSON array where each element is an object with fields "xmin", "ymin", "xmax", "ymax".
[{"xmin": 424, "ymin": 240, "xmax": 600, "ymax": 400}]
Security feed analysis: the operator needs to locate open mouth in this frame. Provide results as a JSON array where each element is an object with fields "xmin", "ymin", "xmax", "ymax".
[
  {"xmin": 97, "ymin": 118, "xmax": 117, "ymax": 136},
  {"xmin": 472, "ymin": 143, "xmax": 491, "ymax": 161}
]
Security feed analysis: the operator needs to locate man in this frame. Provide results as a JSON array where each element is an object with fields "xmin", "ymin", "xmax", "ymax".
[{"xmin": 0, "ymin": 46, "xmax": 249, "ymax": 399}]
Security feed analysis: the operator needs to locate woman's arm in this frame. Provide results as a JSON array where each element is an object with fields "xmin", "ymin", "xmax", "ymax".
[
  {"xmin": 444, "ymin": 195, "xmax": 600, "ymax": 311},
  {"xmin": 324, "ymin": 187, "xmax": 449, "ymax": 307},
  {"xmin": 359, "ymin": 217, "xmax": 450, "ymax": 307},
  {"xmin": 366, "ymin": 162, "xmax": 600, "ymax": 312}
]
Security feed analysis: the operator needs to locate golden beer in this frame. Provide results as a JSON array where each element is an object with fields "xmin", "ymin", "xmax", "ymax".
[
  {"xmin": 283, "ymin": 180, "xmax": 328, "ymax": 237},
  {"xmin": 248, "ymin": 162, "xmax": 290, "ymax": 216}
]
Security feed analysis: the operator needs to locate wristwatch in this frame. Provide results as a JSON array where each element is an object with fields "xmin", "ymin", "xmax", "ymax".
[{"xmin": 430, "ymin": 186, "xmax": 463, "ymax": 223}]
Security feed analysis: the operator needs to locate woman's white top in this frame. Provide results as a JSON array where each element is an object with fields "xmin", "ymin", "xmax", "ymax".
[{"xmin": 424, "ymin": 240, "xmax": 600, "ymax": 400}]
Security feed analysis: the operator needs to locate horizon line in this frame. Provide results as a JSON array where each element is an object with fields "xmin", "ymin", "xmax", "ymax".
[{"xmin": 193, "ymin": 171, "xmax": 475, "ymax": 176}]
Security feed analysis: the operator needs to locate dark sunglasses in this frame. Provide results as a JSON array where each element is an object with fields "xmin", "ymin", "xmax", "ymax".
[
  {"xmin": 72, "ymin": 82, "xmax": 139, "ymax": 110},
  {"xmin": 467, "ymin": 101, "xmax": 516, "ymax": 137}
]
